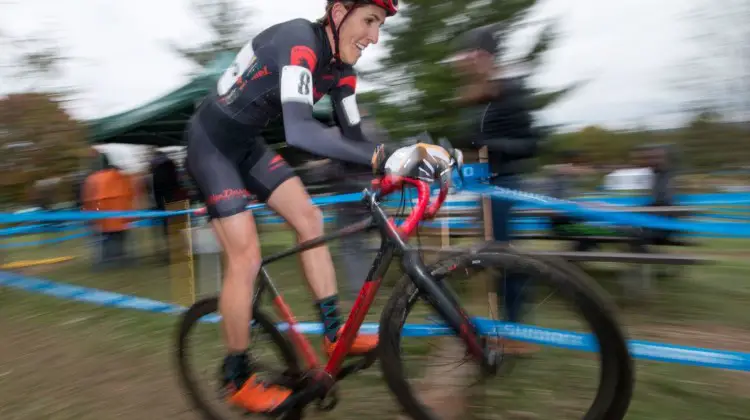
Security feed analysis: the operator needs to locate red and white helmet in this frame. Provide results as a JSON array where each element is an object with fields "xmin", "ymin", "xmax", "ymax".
[
  {"xmin": 325, "ymin": 0, "xmax": 398, "ymax": 62},
  {"xmin": 327, "ymin": 0, "xmax": 398, "ymax": 17}
]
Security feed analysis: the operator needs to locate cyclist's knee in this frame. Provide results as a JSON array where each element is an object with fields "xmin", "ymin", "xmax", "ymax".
[
  {"xmin": 226, "ymin": 252, "xmax": 262, "ymax": 286},
  {"xmin": 223, "ymin": 240, "xmax": 262, "ymax": 281},
  {"xmin": 294, "ymin": 204, "xmax": 324, "ymax": 241}
]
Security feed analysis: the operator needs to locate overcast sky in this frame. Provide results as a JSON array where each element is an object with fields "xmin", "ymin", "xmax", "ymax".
[{"xmin": 0, "ymin": 0, "xmax": 709, "ymax": 169}]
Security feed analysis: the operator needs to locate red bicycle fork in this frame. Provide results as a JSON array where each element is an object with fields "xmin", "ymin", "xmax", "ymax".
[
  {"xmin": 267, "ymin": 279, "xmax": 382, "ymax": 414},
  {"xmin": 325, "ymin": 279, "xmax": 382, "ymax": 376},
  {"xmin": 270, "ymin": 278, "xmax": 383, "ymax": 376}
]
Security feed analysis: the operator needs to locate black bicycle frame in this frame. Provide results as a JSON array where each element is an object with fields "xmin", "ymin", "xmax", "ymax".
[{"xmin": 252, "ymin": 188, "xmax": 487, "ymax": 365}]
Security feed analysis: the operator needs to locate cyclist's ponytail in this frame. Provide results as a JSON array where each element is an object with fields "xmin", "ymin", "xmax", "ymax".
[{"xmin": 317, "ymin": 1, "xmax": 356, "ymax": 25}]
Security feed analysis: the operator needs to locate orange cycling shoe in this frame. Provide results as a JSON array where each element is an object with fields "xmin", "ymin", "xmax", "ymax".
[
  {"xmin": 226, "ymin": 373, "xmax": 293, "ymax": 414},
  {"xmin": 324, "ymin": 330, "xmax": 378, "ymax": 357}
]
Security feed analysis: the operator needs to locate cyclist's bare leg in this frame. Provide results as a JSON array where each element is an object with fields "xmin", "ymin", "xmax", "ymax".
[
  {"xmin": 211, "ymin": 211, "xmax": 262, "ymax": 352},
  {"xmin": 267, "ymin": 177, "xmax": 336, "ymax": 299},
  {"xmin": 211, "ymin": 210, "xmax": 294, "ymax": 412},
  {"xmin": 267, "ymin": 177, "xmax": 377, "ymax": 353}
]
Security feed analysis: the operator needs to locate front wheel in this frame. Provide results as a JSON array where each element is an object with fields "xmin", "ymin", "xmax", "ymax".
[
  {"xmin": 175, "ymin": 297, "xmax": 302, "ymax": 420},
  {"xmin": 378, "ymin": 247, "xmax": 634, "ymax": 420}
]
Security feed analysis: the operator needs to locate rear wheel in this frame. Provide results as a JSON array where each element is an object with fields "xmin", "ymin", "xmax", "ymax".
[{"xmin": 378, "ymin": 246, "xmax": 634, "ymax": 420}]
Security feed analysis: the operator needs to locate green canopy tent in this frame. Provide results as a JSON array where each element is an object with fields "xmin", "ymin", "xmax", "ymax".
[{"xmin": 86, "ymin": 52, "xmax": 335, "ymax": 165}]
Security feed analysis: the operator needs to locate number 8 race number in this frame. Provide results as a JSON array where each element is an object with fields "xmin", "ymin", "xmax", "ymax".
[{"xmin": 298, "ymin": 72, "xmax": 311, "ymax": 95}]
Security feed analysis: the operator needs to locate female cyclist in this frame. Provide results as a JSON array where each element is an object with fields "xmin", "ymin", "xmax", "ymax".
[{"xmin": 184, "ymin": 0, "xmax": 452, "ymax": 413}]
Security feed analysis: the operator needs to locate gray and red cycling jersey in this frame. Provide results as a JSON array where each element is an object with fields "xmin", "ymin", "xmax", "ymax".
[
  {"xmin": 199, "ymin": 18, "xmax": 375, "ymax": 164},
  {"xmin": 186, "ymin": 18, "xmax": 377, "ymax": 218}
]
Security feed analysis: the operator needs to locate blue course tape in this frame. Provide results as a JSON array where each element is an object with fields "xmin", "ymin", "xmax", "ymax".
[
  {"xmin": 574, "ymin": 192, "xmax": 750, "ymax": 207},
  {"xmin": 272, "ymin": 321, "xmax": 750, "ymax": 372},
  {"xmin": 3, "ymin": 220, "xmax": 727, "ymax": 250},
  {"xmin": 0, "ymin": 208, "xmax": 195, "ymax": 223},
  {"xmin": 3, "ymin": 189, "xmax": 748, "ymax": 224},
  {"xmin": 469, "ymin": 185, "xmax": 750, "ymax": 238},
  {"xmin": 2, "ymin": 188, "xmax": 748, "ymax": 237},
  {"xmin": 2, "ymin": 270, "xmax": 749, "ymax": 372},
  {"xmin": 386, "ymin": 191, "xmax": 750, "ymax": 209},
  {"xmin": 0, "ymin": 193, "xmax": 364, "ymax": 223},
  {"xmin": 0, "ymin": 222, "xmax": 85, "ymax": 236},
  {"xmin": 0, "ymin": 271, "xmax": 183, "ymax": 315}
]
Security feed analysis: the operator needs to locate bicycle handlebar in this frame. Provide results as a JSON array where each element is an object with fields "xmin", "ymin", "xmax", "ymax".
[{"xmin": 375, "ymin": 173, "xmax": 449, "ymax": 238}]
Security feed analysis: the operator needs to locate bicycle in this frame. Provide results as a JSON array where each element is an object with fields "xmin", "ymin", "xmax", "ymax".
[{"xmin": 175, "ymin": 149, "xmax": 634, "ymax": 420}]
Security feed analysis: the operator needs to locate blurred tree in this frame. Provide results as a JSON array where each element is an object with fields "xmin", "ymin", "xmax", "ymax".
[
  {"xmin": 0, "ymin": 93, "xmax": 88, "ymax": 204},
  {"xmin": 170, "ymin": 0, "xmax": 256, "ymax": 71},
  {"xmin": 0, "ymin": 24, "xmax": 87, "ymax": 206},
  {"xmin": 680, "ymin": 110, "xmax": 750, "ymax": 170},
  {"xmin": 14, "ymin": 38, "xmax": 64, "ymax": 80},
  {"xmin": 1, "ymin": 27, "xmax": 81, "ymax": 105},
  {"xmin": 671, "ymin": 0, "xmax": 750, "ymax": 120},
  {"xmin": 539, "ymin": 113, "xmax": 750, "ymax": 174},
  {"xmin": 362, "ymin": 0, "xmax": 581, "ymax": 142}
]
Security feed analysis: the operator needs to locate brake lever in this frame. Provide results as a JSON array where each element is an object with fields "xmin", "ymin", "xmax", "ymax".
[
  {"xmin": 435, "ymin": 137, "xmax": 465, "ymax": 189},
  {"xmin": 451, "ymin": 149, "xmax": 465, "ymax": 189}
]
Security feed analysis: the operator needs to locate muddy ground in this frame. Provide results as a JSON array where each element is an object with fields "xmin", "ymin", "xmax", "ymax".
[{"xmin": 0, "ymin": 315, "xmax": 196, "ymax": 420}]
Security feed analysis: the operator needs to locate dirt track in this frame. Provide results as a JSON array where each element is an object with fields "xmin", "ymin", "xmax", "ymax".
[{"xmin": 0, "ymin": 316, "xmax": 196, "ymax": 420}]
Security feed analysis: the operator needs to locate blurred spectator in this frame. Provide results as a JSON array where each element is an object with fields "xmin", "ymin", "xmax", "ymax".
[
  {"xmin": 318, "ymin": 103, "xmax": 389, "ymax": 299},
  {"xmin": 446, "ymin": 25, "xmax": 540, "ymax": 354},
  {"xmin": 148, "ymin": 149, "xmax": 188, "ymax": 260},
  {"xmin": 150, "ymin": 150, "xmax": 187, "ymax": 204},
  {"xmin": 30, "ymin": 178, "xmax": 57, "ymax": 211},
  {"xmin": 82, "ymin": 153, "xmax": 135, "ymax": 268},
  {"xmin": 545, "ymin": 150, "xmax": 601, "ymax": 251},
  {"xmin": 71, "ymin": 170, "xmax": 89, "ymax": 210},
  {"xmin": 631, "ymin": 144, "xmax": 678, "ymax": 246},
  {"xmin": 632, "ymin": 144, "xmax": 676, "ymax": 207}
]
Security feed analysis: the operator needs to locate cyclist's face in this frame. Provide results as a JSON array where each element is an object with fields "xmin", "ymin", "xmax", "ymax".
[{"xmin": 334, "ymin": 4, "xmax": 385, "ymax": 65}]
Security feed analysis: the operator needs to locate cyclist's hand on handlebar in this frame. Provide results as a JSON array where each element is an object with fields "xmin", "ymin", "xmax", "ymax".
[
  {"xmin": 372, "ymin": 142, "xmax": 456, "ymax": 184},
  {"xmin": 371, "ymin": 143, "xmax": 398, "ymax": 174}
]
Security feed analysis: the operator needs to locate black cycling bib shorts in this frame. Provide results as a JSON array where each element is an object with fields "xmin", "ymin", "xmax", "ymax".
[{"xmin": 185, "ymin": 18, "xmax": 378, "ymax": 219}]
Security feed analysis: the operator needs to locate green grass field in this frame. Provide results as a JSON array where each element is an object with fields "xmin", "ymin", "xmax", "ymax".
[{"xmin": 1, "ymin": 225, "xmax": 750, "ymax": 419}]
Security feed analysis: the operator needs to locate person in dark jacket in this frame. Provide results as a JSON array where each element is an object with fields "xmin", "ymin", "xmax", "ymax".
[
  {"xmin": 148, "ymin": 149, "xmax": 188, "ymax": 258},
  {"xmin": 444, "ymin": 24, "xmax": 540, "ymax": 354},
  {"xmin": 631, "ymin": 144, "xmax": 677, "ymax": 247},
  {"xmin": 632, "ymin": 144, "xmax": 676, "ymax": 207},
  {"xmin": 325, "ymin": 103, "xmax": 389, "ymax": 299}
]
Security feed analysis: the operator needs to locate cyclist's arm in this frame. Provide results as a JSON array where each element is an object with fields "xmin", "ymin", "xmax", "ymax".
[
  {"xmin": 275, "ymin": 28, "xmax": 377, "ymax": 166},
  {"xmin": 329, "ymin": 71, "xmax": 367, "ymax": 143}
]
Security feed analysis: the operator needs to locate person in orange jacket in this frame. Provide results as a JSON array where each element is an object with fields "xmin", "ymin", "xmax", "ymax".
[{"xmin": 82, "ymin": 153, "xmax": 136, "ymax": 267}]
